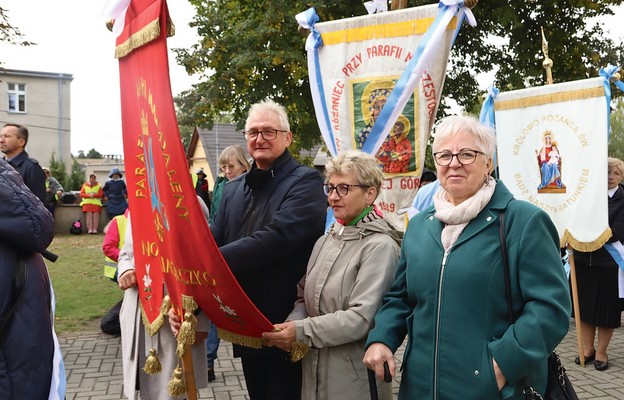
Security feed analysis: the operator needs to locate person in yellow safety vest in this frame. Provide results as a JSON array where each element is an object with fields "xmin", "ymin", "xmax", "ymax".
[
  {"xmin": 103, "ymin": 209, "xmax": 130, "ymax": 282},
  {"xmin": 79, "ymin": 173, "xmax": 104, "ymax": 234}
]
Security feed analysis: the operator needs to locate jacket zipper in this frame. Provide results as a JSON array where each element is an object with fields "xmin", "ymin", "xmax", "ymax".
[{"xmin": 433, "ymin": 250, "xmax": 449, "ymax": 400}]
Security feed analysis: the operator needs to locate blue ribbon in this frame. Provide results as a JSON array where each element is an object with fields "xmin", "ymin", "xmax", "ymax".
[
  {"xmin": 599, "ymin": 65, "xmax": 624, "ymax": 142},
  {"xmin": 361, "ymin": 2, "xmax": 471, "ymax": 154},
  {"xmin": 479, "ymin": 85, "xmax": 499, "ymax": 178},
  {"xmin": 605, "ymin": 243, "xmax": 624, "ymax": 272},
  {"xmin": 299, "ymin": 8, "xmax": 337, "ymax": 155},
  {"xmin": 301, "ymin": 8, "xmax": 322, "ymax": 50},
  {"xmin": 361, "ymin": 5, "xmax": 448, "ymax": 154},
  {"xmin": 479, "ymin": 85, "xmax": 499, "ymax": 128}
]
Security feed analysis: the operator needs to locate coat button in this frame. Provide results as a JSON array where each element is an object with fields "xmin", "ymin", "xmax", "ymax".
[
  {"xmin": 474, "ymin": 370, "xmax": 479, "ymax": 375},
  {"xmin": 486, "ymin": 216, "xmax": 492, "ymax": 221},
  {"xmin": 428, "ymin": 216, "xmax": 433, "ymax": 221}
]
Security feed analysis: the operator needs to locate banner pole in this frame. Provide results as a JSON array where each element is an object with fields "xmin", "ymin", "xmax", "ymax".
[
  {"xmin": 182, "ymin": 350, "xmax": 198, "ymax": 400},
  {"xmin": 567, "ymin": 245, "xmax": 585, "ymax": 366}
]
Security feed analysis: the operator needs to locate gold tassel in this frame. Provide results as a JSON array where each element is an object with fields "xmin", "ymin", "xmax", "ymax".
[
  {"xmin": 142, "ymin": 348, "xmax": 162, "ymax": 375},
  {"xmin": 167, "ymin": 366, "xmax": 186, "ymax": 397},
  {"xmin": 176, "ymin": 312, "xmax": 197, "ymax": 358},
  {"xmin": 160, "ymin": 295, "xmax": 171, "ymax": 315},
  {"xmin": 290, "ymin": 341, "xmax": 310, "ymax": 363}
]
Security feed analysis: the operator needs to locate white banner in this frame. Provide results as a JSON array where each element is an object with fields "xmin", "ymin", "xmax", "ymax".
[
  {"xmin": 298, "ymin": 4, "xmax": 463, "ymax": 228},
  {"xmin": 495, "ymin": 77, "xmax": 610, "ymax": 250}
]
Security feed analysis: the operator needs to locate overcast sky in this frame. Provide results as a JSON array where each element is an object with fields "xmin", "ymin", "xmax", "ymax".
[{"xmin": 1, "ymin": 1, "xmax": 623, "ymax": 156}]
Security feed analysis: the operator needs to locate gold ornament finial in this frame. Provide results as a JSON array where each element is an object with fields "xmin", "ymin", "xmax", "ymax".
[
  {"xmin": 610, "ymin": 72, "xmax": 621, "ymax": 83},
  {"xmin": 464, "ymin": 0, "xmax": 479, "ymax": 9},
  {"xmin": 541, "ymin": 27, "xmax": 554, "ymax": 85},
  {"xmin": 105, "ymin": 19, "xmax": 115, "ymax": 32}
]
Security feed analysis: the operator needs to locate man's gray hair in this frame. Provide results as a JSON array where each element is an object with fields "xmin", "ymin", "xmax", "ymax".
[{"xmin": 246, "ymin": 100, "xmax": 290, "ymax": 132}]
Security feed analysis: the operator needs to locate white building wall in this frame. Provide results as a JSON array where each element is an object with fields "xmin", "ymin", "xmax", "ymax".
[{"xmin": 0, "ymin": 68, "xmax": 73, "ymax": 171}]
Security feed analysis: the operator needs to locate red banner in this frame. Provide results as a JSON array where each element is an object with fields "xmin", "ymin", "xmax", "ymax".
[{"xmin": 116, "ymin": 0, "xmax": 273, "ymax": 345}]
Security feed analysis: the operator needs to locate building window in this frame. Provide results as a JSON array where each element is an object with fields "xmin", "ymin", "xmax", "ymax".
[{"xmin": 7, "ymin": 83, "xmax": 26, "ymax": 113}]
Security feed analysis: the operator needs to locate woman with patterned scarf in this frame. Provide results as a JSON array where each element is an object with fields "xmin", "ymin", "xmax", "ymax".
[{"xmin": 263, "ymin": 150, "xmax": 402, "ymax": 400}]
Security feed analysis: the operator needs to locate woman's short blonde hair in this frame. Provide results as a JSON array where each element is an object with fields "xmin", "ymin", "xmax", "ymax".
[
  {"xmin": 608, "ymin": 157, "xmax": 624, "ymax": 179},
  {"xmin": 432, "ymin": 115, "xmax": 497, "ymax": 159},
  {"xmin": 219, "ymin": 145, "xmax": 251, "ymax": 172},
  {"xmin": 324, "ymin": 150, "xmax": 383, "ymax": 191}
]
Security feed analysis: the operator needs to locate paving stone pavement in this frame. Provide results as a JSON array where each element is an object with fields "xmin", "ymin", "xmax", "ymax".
[{"xmin": 60, "ymin": 318, "xmax": 624, "ymax": 399}]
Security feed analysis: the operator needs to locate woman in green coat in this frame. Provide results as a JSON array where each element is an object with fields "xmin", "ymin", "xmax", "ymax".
[{"xmin": 364, "ymin": 115, "xmax": 571, "ymax": 399}]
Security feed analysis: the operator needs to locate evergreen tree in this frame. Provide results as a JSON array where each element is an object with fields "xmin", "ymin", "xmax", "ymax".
[
  {"xmin": 66, "ymin": 158, "xmax": 85, "ymax": 191},
  {"xmin": 48, "ymin": 153, "xmax": 69, "ymax": 189}
]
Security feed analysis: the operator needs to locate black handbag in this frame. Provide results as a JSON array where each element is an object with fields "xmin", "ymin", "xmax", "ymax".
[{"xmin": 498, "ymin": 211, "xmax": 578, "ymax": 400}]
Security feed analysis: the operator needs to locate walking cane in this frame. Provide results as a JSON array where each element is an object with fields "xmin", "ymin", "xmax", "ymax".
[{"xmin": 368, "ymin": 362, "xmax": 392, "ymax": 400}]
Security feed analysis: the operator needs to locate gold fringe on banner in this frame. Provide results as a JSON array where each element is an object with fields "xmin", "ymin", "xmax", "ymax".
[
  {"xmin": 142, "ymin": 295, "xmax": 171, "ymax": 337},
  {"xmin": 181, "ymin": 295, "xmax": 198, "ymax": 313},
  {"xmin": 115, "ymin": 16, "xmax": 175, "ymax": 59},
  {"xmin": 561, "ymin": 227, "xmax": 612, "ymax": 252},
  {"xmin": 143, "ymin": 348, "xmax": 162, "ymax": 375},
  {"xmin": 216, "ymin": 327, "xmax": 265, "ymax": 349},
  {"xmin": 167, "ymin": 366, "xmax": 186, "ymax": 397},
  {"xmin": 494, "ymin": 87, "xmax": 604, "ymax": 111}
]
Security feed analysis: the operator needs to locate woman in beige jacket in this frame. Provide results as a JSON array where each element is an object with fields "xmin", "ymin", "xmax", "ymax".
[{"xmin": 263, "ymin": 151, "xmax": 402, "ymax": 400}]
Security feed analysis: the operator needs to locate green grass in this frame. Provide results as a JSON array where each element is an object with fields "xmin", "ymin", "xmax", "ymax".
[{"xmin": 47, "ymin": 233, "xmax": 122, "ymax": 334}]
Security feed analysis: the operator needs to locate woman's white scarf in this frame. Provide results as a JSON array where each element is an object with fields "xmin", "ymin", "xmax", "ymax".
[{"xmin": 433, "ymin": 176, "xmax": 497, "ymax": 252}]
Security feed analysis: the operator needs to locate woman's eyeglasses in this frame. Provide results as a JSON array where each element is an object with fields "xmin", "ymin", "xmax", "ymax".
[
  {"xmin": 433, "ymin": 149, "xmax": 485, "ymax": 166},
  {"xmin": 323, "ymin": 183, "xmax": 368, "ymax": 197},
  {"xmin": 219, "ymin": 164, "xmax": 242, "ymax": 172}
]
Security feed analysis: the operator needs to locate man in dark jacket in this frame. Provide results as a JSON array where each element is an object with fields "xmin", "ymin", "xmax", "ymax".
[
  {"xmin": 211, "ymin": 100, "xmax": 326, "ymax": 400},
  {"xmin": 0, "ymin": 123, "xmax": 46, "ymax": 203},
  {"xmin": 0, "ymin": 158, "xmax": 61, "ymax": 399}
]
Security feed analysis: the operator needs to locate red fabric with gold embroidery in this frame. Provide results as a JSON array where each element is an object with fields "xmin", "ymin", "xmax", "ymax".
[{"xmin": 116, "ymin": 0, "xmax": 273, "ymax": 343}]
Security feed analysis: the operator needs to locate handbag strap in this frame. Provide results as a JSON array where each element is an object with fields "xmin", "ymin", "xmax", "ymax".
[
  {"xmin": 498, "ymin": 211, "xmax": 514, "ymax": 323},
  {"xmin": 498, "ymin": 211, "xmax": 543, "ymax": 400},
  {"xmin": 0, "ymin": 257, "xmax": 29, "ymax": 337}
]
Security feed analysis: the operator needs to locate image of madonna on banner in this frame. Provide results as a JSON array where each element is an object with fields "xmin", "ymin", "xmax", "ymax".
[
  {"xmin": 494, "ymin": 77, "xmax": 610, "ymax": 250},
  {"xmin": 296, "ymin": 1, "xmax": 476, "ymax": 228}
]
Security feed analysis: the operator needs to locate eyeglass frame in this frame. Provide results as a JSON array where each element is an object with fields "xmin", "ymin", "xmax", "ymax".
[
  {"xmin": 323, "ymin": 183, "xmax": 369, "ymax": 197},
  {"xmin": 432, "ymin": 149, "xmax": 485, "ymax": 166},
  {"xmin": 242, "ymin": 129, "xmax": 289, "ymax": 141},
  {"xmin": 219, "ymin": 163, "xmax": 244, "ymax": 172}
]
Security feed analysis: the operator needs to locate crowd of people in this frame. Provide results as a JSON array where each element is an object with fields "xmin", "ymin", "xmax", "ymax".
[{"xmin": 2, "ymin": 103, "xmax": 623, "ymax": 400}]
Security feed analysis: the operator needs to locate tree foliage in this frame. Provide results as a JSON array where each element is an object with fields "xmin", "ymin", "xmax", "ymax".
[
  {"xmin": 609, "ymin": 99, "xmax": 624, "ymax": 160},
  {"xmin": 66, "ymin": 158, "xmax": 85, "ymax": 191},
  {"xmin": 0, "ymin": 7, "xmax": 34, "ymax": 48},
  {"xmin": 175, "ymin": 0, "xmax": 624, "ymax": 153}
]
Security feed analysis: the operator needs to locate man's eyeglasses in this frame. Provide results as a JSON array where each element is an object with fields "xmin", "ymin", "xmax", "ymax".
[
  {"xmin": 433, "ymin": 149, "xmax": 485, "ymax": 166},
  {"xmin": 243, "ymin": 129, "xmax": 288, "ymax": 141},
  {"xmin": 323, "ymin": 183, "xmax": 368, "ymax": 197}
]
